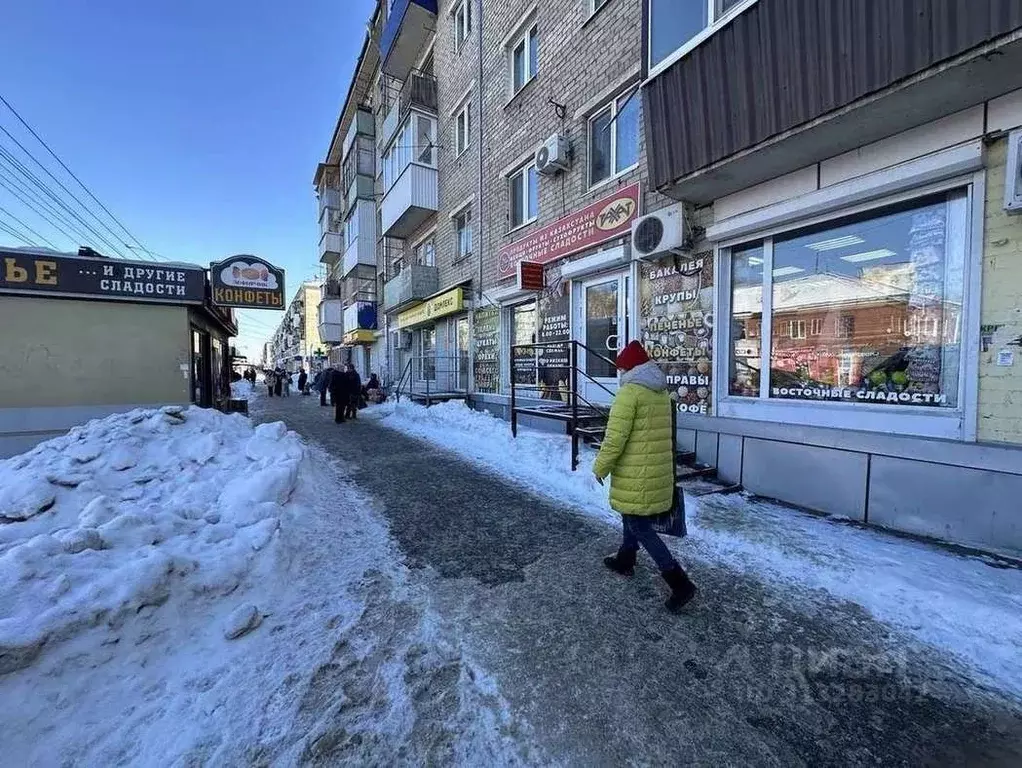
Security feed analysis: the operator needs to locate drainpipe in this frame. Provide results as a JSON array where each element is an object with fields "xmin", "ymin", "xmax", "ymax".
[{"xmin": 475, "ymin": 0, "xmax": 485, "ymax": 304}]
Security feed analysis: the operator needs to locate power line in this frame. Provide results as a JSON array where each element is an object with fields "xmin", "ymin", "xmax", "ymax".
[
  {"xmin": 0, "ymin": 93, "xmax": 160, "ymax": 262},
  {"xmin": 0, "ymin": 218, "xmax": 34, "ymax": 246},
  {"xmin": 0, "ymin": 203, "xmax": 58, "ymax": 249},
  {"xmin": 0, "ymin": 145, "xmax": 129, "ymax": 258},
  {"xmin": 0, "ymin": 169, "xmax": 83, "ymax": 248}
]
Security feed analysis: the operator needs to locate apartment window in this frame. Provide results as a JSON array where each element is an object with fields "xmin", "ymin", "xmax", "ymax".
[
  {"xmin": 455, "ymin": 101, "xmax": 471, "ymax": 157},
  {"xmin": 454, "ymin": 0, "xmax": 472, "ymax": 51},
  {"xmin": 508, "ymin": 160, "xmax": 539, "ymax": 229},
  {"xmin": 726, "ymin": 190, "xmax": 969, "ymax": 416},
  {"xmin": 414, "ymin": 236, "xmax": 436, "ymax": 267},
  {"xmin": 454, "ymin": 208, "xmax": 473, "ymax": 261},
  {"xmin": 588, "ymin": 90, "xmax": 640, "ymax": 187},
  {"xmin": 510, "ymin": 21, "xmax": 539, "ymax": 95},
  {"xmin": 649, "ymin": 0, "xmax": 753, "ymax": 72},
  {"xmin": 382, "ymin": 112, "xmax": 437, "ymax": 191}
]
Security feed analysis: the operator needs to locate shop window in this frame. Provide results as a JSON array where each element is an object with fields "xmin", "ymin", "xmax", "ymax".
[
  {"xmin": 454, "ymin": 208, "xmax": 472, "ymax": 261},
  {"xmin": 417, "ymin": 327, "xmax": 436, "ymax": 381},
  {"xmin": 510, "ymin": 301, "xmax": 538, "ymax": 387},
  {"xmin": 726, "ymin": 191, "xmax": 969, "ymax": 414},
  {"xmin": 509, "ymin": 20, "xmax": 539, "ymax": 95},
  {"xmin": 588, "ymin": 90, "xmax": 639, "ymax": 187},
  {"xmin": 508, "ymin": 160, "xmax": 538, "ymax": 229}
]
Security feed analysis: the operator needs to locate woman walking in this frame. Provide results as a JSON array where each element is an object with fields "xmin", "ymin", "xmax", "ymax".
[{"xmin": 593, "ymin": 341, "xmax": 697, "ymax": 611}]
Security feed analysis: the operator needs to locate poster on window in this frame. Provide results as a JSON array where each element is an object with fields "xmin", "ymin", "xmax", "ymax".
[
  {"xmin": 473, "ymin": 307, "xmax": 500, "ymax": 394},
  {"xmin": 537, "ymin": 267, "xmax": 571, "ymax": 402},
  {"xmin": 765, "ymin": 194, "xmax": 959, "ymax": 408},
  {"xmin": 639, "ymin": 251, "xmax": 714, "ymax": 415}
]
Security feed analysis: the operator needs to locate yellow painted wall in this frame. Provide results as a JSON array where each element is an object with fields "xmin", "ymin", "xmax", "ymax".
[
  {"xmin": 303, "ymin": 282, "xmax": 321, "ymax": 353},
  {"xmin": 978, "ymin": 138, "xmax": 1022, "ymax": 445},
  {"xmin": 0, "ymin": 296, "xmax": 190, "ymax": 408}
]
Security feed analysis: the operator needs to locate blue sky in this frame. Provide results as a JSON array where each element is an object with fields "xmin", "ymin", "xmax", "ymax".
[{"xmin": 1, "ymin": 0, "xmax": 376, "ymax": 359}]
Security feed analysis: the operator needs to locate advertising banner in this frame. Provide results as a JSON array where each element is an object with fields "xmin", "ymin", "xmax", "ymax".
[
  {"xmin": 473, "ymin": 306, "xmax": 500, "ymax": 394},
  {"xmin": 536, "ymin": 266, "xmax": 571, "ymax": 401},
  {"xmin": 210, "ymin": 255, "xmax": 285, "ymax": 309},
  {"xmin": 0, "ymin": 249, "xmax": 205, "ymax": 304},
  {"xmin": 639, "ymin": 251, "xmax": 714, "ymax": 415},
  {"xmin": 497, "ymin": 183, "xmax": 640, "ymax": 279}
]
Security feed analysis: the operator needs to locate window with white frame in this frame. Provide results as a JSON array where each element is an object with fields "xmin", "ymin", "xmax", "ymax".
[
  {"xmin": 726, "ymin": 190, "xmax": 970, "ymax": 419},
  {"xmin": 590, "ymin": 0, "xmax": 612, "ymax": 15},
  {"xmin": 588, "ymin": 89, "xmax": 640, "ymax": 187},
  {"xmin": 509, "ymin": 20, "xmax": 539, "ymax": 95},
  {"xmin": 508, "ymin": 160, "xmax": 539, "ymax": 229},
  {"xmin": 455, "ymin": 101, "xmax": 471, "ymax": 157},
  {"xmin": 454, "ymin": 207, "xmax": 472, "ymax": 261},
  {"xmin": 454, "ymin": 0, "xmax": 472, "ymax": 51},
  {"xmin": 649, "ymin": 0, "xmax": 752, "ymax": 72},
  {"xmin": 413, "ymin": 235, "xmax": 436, "ymax": 267},
  {"xmin": 382, "ymin": 112, "xmax": 437, "ymax": 192}
]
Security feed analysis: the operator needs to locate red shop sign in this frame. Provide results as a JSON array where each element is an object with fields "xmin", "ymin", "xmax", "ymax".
[
  {"xmin": 497, "ymin": 182, "xmax": 640, "ymax": 280},
  {"xmin": 517, "ymin": 261, "xmax": 545, "ymax": 291}
]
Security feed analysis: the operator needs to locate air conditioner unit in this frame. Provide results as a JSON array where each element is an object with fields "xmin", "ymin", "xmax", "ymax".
[
  {"xmin": 397, "ymin": 330, "xmax": 413, "ymax": 350},
  {"xmin": 631, "ymin": 203, "xmax": 689, "ymax": 260},
  {"xmin": 536, "ymin": 134, "xmax": 570, "ymax": 175},
  {"xmin": 1005, "ymin": 129, "xmax": 1022, "ymax": 215}
]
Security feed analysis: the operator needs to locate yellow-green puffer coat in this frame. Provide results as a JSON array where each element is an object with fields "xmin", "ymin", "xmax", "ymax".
[{"xmin": 593, "ymin": 361, "xmax": 675, "ymax": 516}]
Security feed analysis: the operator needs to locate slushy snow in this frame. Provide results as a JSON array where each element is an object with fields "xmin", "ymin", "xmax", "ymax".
[{"xmin": 372, "ymin": 398, "xmax": 1022, "ymax": 704}]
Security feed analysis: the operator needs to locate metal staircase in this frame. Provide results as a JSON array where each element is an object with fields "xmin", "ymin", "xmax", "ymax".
[{"xmin": 510, "ymin": 339, "xmax": 740, "ymax": 497}]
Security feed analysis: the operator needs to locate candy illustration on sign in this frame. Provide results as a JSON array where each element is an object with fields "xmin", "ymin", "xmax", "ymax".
[{"xmin": 220, "ymin": 261, "xmax": 279, "ymax": 290}]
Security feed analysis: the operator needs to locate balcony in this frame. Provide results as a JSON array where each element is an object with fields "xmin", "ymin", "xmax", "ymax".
[
  {"xmin": 318, "ymin": 187, "xmax": 341, "ymax": 222},
  {"xmin": 343, "ymin": 301, "xmax": 377, "ymax": 333},
  {"xmin": 380, "ymin": 164, "xmax": 438, "ymax": 239},
  {"xmin": 319, "ymin": 231, "xmax": 342, "ymax": 266},
  {"xmin": 318, "ymin": 298, "xmax": 343, "ymax": 344},
  {"xmin": 380, "ymin": 0, "xmax": 438, "ymax": 80},
  {"xmin": 382, "ymin": 263, "xmax": 439, "ymax": 314},
  {"xmin": 340, "ymin": 200, "xmax": 377, "ymax": 278},
  {"xmin": 643, "ymin": 0, "xmax": 1022, "ymax": 203},
  {"xmin": 378, "ymin": 71, "xmax": 438, "ymax": 150}
]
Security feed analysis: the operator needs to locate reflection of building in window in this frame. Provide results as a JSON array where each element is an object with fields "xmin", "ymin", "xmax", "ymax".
[
  {"xmin": 810, "ymin": 317, "xmax": 824, "ymax": 336},
  {"xmin": 837, "ymin": 314, "xmax": 855, "ymax": 339},
  {"xmin": 788, "ymin": 320, "xmax": 807, "ymax": 339}
]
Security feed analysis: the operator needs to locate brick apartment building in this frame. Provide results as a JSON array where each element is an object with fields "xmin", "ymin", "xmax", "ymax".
[{"xmin": 315, "ymin": 0, "xmax": 1022, "ymax": 555}]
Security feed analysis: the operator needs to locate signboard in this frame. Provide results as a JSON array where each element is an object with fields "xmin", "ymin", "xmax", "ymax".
[
  {"xmin": 537, "ymin": 268, "xmax": 570, "ymax": 401},
  {"xmin": 396, "ymin": 286, "xmax": 464, "ymax": 329},
  {"xmin": 344, "ymin": 329, "xmax": 375, "ymax": 345},
  {"xmin": 210, "ymin": 255, "xmax": 285, "ymax": 309},
  {"xmin": 517, "ymin": 261, "xmax": 545, "ymax": 291},
  {"xmin": 639, "ymin": 251, "xmax": 714, "ymax": 415},
  {"xmin": 473, "ymin": 306, "xmax": 500, "ymax": 393},
  {"xmin": 497, "ymin": 182, "xmax": 640, "ymax": 279},
  {"xmin": 0, "ymin": 249, "xmax": 205, "ymax": 304}
]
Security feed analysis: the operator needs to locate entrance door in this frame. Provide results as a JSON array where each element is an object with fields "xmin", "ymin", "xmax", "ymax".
[
  {"xmin": 581, "ymin": 274, "xmax": 629, "ymax": 383},
  {"xmin": 456, "ymin": 316, "xmax": 470, "ymax": 391}
]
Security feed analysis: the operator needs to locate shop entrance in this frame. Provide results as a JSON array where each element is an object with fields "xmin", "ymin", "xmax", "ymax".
[{"xmin": 577, "ymin": 272, "xmax": 629, "ymax": 401}]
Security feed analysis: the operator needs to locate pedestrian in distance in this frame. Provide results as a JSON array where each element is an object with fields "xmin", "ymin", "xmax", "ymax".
[
  {"xmin": 273, "ymin": 367, "xmax": 284, "ymax": 397},
  {"xmin": 281, "ymin": 371, "xmax": 292, "ymax": 397},
  {"xmin": 264, "ymin": 369, "xmax": 276, "ymax": 397},
  {"xmin": 329, "ymin": 366, "xmax": 350, "ymax": 423},
  {"xmin": 297, "ymin": 368, "xmax": 308, "ymax": 396},
  {"xmin": 594, "ymin": 340, "xmax": 697, "ymax": 612},
  {"xmin": 314, "ymin": 367, "xmax": 333, "ymax": 407},
  {"xmin": 344, "ymin": 364, "xmax": 362, "ymax": 420}
]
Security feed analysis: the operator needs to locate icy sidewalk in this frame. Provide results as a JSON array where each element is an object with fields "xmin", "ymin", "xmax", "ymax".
[
  {"xmin": 0, "ymin": 405, "xmax": 538, "ymax": 766},
  {"xmin": 371, "ymin": 399, "xmax": 1022, "ymax": 704}
]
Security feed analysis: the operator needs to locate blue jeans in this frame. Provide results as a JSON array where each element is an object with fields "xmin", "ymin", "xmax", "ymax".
[{"xmin": 622, "ymin": 515, "xmax": 678, "ymax": 572}]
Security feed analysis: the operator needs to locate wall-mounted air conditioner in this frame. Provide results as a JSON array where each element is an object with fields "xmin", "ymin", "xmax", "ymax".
[
  {"xmin": 536, "ymin": 134, "xmax": 571, "ymax": 175},
  {"xmin": 630, "ymin": 203, "xmax": 689, "ymax": 260},
  {"xmin": 1005, "ymin": 129, "xmax": 1022, "ymax": 215}
]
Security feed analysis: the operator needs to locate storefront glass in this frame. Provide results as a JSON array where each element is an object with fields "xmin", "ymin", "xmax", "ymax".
[
  {"xmin": 191, "ymin": 328, "xmax": 209, "ymax": 407},
  {"xmin": 584, "ymin": 279, "xmax": 619, "ymax": 379},
  {"xmin": 417, "ymin": 327, "xmax": 436, "ymax": 381},
  {"xmin": 727, "ymin": 191, "xmax": 967, "ymax": 409},
  {"xmin": 511, "ymin": 302, "xmax": 537, "ymax": 386}
]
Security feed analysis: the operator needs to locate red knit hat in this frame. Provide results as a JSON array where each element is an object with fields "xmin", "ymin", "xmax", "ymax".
[{"xmin": 615, "ymin": 340, "xmax": 650, "ymax": 371}]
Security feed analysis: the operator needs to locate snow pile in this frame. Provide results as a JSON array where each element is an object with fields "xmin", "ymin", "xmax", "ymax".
[
  {"xmin": 375, "ymin": 399, "xmax": 1022, "ymax": 703},
  {"xmin": 0, "ymin": 405, "xmax": 303, "ymax": 673}
]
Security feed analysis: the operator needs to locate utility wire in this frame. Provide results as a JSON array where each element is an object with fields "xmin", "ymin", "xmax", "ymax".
[
  {"xmin": 0, "ymin": 93, "xmax": 160, "ymax": 262},
  {"xmin": 0, "ymin": 145, "xmax": 129, "ymax": 258},
  {"xmin": 0, "ymin": 218, "xmax": 34, "ymax": 246},
  {"xmin": 0, "ymin": 203, "xmax": 58, "ymax": 249},
  {"xmin": 0, "ymin": 168, "xmax": 83, "ymax": 248}
]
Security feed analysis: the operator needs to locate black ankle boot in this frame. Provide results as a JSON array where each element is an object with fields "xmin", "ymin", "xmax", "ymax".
[
  {"xmin": 603, "ymin": 549, "xmax": 637, "ymax": 577},
  {"xmin": 661, "ymin": 566, "xmax": 697, "ymax": 611}
]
